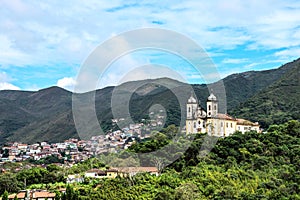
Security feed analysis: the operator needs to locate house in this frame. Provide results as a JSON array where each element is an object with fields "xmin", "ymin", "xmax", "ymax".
[
  {"xmin": 85, "ymin": 169, "xmax": 107, "ymax": 178},
  {"xmin": 236, "ymin": 118, "xmax": 260, "ymax": 134},
  {"xmin": 67, "ymin": 174, "xmax": 84, "ymax": 183},
  {"xmin": 84, "ymin": 168, "xmax": 118, "ymax": 179},
  {"xmin": 186, "ymin": 92, "xmax": 260, "ymax": 136}
]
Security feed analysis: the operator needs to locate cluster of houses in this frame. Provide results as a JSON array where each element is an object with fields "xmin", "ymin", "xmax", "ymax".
[
  {"xmin": 0, "ymin": 139, "xmax": 87, "ymax": 163},
  {"xmin": 0, "ymin": 112, "xmax": 166, "ymax": 163}
]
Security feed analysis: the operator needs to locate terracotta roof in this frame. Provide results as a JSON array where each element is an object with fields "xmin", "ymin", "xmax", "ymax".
[
  {"xmin": 215, "ymin": 113, "xmax": 236, "ymax": 121},
  {"xmin": 86, "ymin": 169, "xmax": 106, "ymax": 175},
  {"xmin": 8, "ymin": 192, "xmax": 26, "ymax": 199},
  {"xmin": 86, "ymin": 168, "xmax": 101, "ymax": 173},
  {"xmin": 34, "ymin": 191, "xmax": 56, "ymax": 198},
  {"xmin": 106, "ymin": 168, "xmax": 118, "ymax": 172},
  {"xmin": 236, "ymin": 118, "xmax": 259, "ymax": 126}
]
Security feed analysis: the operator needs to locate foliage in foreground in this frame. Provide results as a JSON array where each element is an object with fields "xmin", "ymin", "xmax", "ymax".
[{"xmin": 1, "ymin": 120, "xmax": 300, "ymax": 199}]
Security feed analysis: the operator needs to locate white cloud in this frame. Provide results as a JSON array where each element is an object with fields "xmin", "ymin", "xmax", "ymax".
[
  {"xmin": 222, "ymin": 58, "xmax": 249, "ymax": 64},
  {"xmin": 97, "ymin": 53, "xmax": 150, "ymax": 89},
  {"xmin": 0, "ymin": 0, "xmax": 300, "ymax": 89},
  {"xmin": 0, "ymin": 72, "xmax": 20, "ymax": 90},
  {"xmin": 56, "ymin": 77, "xmax": 76, "ymax": 91},
  {"xmin": 274, "ymin": 47, "xmax": 300, "ymax": 59},
  {"xmin": 0, "ymin": 82, "xmax": 20, "ymax": 90}
]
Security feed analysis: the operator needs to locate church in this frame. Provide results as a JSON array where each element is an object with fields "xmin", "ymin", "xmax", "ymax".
[{"xmin": 186, "ymin": 92, "xmax": 260, "ymax": 137}]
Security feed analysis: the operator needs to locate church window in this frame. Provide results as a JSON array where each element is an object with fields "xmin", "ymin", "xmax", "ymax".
[
  {"xmin": 208, "ymin": 105, "xmax": 211, "ymax": 110},
  {"xmin": 226, "ymin": 122, "xmax": 228, "ymax": 128},
  {"xmin": 221, "ymin": 122, "xmax": 223, "ymax": 127},
  {"xmin": 214, "ymin": 105, "xmax": 216, "ymax": 110},
  {"xmin": 231, "ymin": 123, "xmax": 233, "ymax": 128},
  {"xmin": 198, "ymin": 121, "xmax": 201, "ymax": 125},
  {"xmin": 188, "ymin": 107, "xmax": 190, "ymax": 112},
  {"xmin": 194, "ymin": 122, "xmax": 196, "ymax": 128}
]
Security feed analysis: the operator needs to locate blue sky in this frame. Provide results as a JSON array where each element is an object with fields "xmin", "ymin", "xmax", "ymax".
[{"xmin": 0, "ymin": 0, "xmax": 300, "ymax": 91}]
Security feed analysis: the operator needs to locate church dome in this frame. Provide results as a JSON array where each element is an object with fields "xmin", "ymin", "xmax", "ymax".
[{"xmin": 207, "ymin": 93, "xmax": 217, "ymax": 101}]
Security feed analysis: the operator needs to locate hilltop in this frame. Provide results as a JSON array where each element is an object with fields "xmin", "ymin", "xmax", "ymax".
[
  {"xmin": 230, "ymin": 58, "xmax": 300, "ymax": 127},
  {"xmin": 0, "ymin": 58, "xmax": 299, "ymax": 144}
]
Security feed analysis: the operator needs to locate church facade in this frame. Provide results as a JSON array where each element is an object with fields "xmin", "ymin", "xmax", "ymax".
[{"xmin": 186, "ymin": 93, "xmax": 260, "ymax": 137}]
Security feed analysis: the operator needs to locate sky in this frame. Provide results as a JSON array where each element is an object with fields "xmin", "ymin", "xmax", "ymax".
[{"xmin": 0, "ymin": 0, "xmax": 300, "ymax": 91}]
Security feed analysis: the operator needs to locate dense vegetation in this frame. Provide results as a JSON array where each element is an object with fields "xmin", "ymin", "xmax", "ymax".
[
  {"xmin": 1, "ymin": 120, "xmax": 299, "ymax": 199},
  {"xmin": 231, "ymin": 59, "xmax": 300, "ymax": 128}
]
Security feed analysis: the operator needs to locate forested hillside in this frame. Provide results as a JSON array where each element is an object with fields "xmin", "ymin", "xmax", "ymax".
[
  {"xmin": 1, "ymin": 120, "xmax": 299, "ymax": 199},
  {"xmin": 231, "ymin": 58, "xmax": 300, "ymax": 127}
]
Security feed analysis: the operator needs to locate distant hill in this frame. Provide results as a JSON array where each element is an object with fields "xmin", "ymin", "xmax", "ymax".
[
  {"xmin": 230, "ymin": 58, "xmax": 300, "ymax": 127},
  {"xmin": 0, "ymin": 58, "xmax": 299, "ymax": 144}
]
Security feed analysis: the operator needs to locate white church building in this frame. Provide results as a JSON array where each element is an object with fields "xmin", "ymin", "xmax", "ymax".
[{"xmin": 186, "ymin": 92, "xmax": 260, "ymax": 137}]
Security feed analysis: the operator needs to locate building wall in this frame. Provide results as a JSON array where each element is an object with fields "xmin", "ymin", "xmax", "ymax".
[
  {"xmin": 237, "ymin": 125, "xmax": 260, "ymax": 134},
  {"xmin": 205, "ymin": 118, "xmax": 237, "ymax": 137},
  {"xmin": 106, "ymin": 171, "xmax": 118, "ymax": 178}
]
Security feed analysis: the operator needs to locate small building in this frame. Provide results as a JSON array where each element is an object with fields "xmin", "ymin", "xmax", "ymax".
[
  {"xmin": 67, "ymin": 174, "xmax": 84, "ymax": 183},
  {"xmin": 236, "ymin": 118, "xmax": 260, "ymax": 134},
  {"xmin": 85, "ymin": 169, "xmax": 107, "ymax": 178}
]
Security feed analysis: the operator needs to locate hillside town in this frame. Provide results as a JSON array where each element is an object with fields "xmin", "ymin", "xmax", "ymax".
[{"xmin": 0, "ymin": 111, "xmax": 165, "ymax": 163}]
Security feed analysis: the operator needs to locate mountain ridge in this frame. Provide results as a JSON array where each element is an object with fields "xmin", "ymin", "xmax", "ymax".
[{"xmin": 0, "ymin": 58, "xmax": 299, "ymax": 144}]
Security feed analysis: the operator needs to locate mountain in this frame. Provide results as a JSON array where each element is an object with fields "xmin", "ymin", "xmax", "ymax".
[
  {"xmin": 230, "ymin": 58, "xmax": 300, "ymax": 127},
  {"xmin": 0, "ymin": 87, "xmax": 75, "ymax": 144},
  {"xmin": 0, "ymin": 58, "xmax": 299, "ymax": 144}
]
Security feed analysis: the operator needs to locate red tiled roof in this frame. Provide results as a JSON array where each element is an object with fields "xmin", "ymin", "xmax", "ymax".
[
  {"xmin": 236, "ymin": 118, "xmax": 259, "ymax": 126},
  {"xmin": 86, "ymin": 169, "xmax": 106, "ymax": 175},
  {"xmin": 8, "ymin": 192, "xmax": 26, "ymax": 199},
  {"xmin": 215, "ymin": 113, "xmax": 236, "ymax": 121},
  {"xmin": 34, "ymin": 191, "xmax": 56, "ymax": 198}
]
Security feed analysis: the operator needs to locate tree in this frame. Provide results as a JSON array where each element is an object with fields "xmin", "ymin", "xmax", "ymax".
[
  {"xmin": 175, "ymin": 182, "xmax": 200, "ymax": 200},
  {"xmin": 55, "ymin": 191, "xmax": 61, "ymax": 200},
  {"xmin": 0, "ymin": 173, "xmax": 20, "ymax": 195},
  {"xmin": 2, "ymin": 191, "xmax": 8, "ymax": 200}
]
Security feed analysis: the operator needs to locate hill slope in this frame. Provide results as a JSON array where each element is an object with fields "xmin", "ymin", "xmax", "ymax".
[
  {"xmin": 0, "ymin": 58, "xmax": 299, "ymax": 144},
  {"xmin": 230, "ymin": 58, "xmax": 300, "ymax": 127}
]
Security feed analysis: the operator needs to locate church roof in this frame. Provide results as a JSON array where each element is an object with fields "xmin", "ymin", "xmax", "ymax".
[
  {"xmin": 215, "ymin": 113, "xmax": 236, "ymax": 121},
  {"xmin": 207, "ymin": 93, "xmax": 217, "ymax": 101},
  {"xmin": 236, "ymin": 118, "xmax": 259, "ymax": 126}
]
